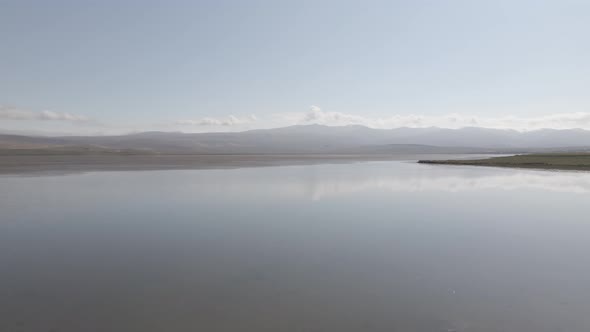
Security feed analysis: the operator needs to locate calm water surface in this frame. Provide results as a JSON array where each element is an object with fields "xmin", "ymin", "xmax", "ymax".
[{"xmin": 1, "ymin": 161, "xmax": 590, "ymax": 331}]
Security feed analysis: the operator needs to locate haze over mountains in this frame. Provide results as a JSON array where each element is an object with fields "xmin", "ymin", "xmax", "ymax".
[{"xmin": 1, "ymin": 125, "xmax": 590, "ymax": 154}]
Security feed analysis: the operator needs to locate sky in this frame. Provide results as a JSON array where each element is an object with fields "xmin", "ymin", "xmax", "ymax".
[{"xmin": 1, "ymin": 0, "xmax": 589, "ymax": 135}]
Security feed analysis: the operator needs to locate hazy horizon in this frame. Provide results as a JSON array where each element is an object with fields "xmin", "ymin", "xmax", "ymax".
[{"xmin": 5, "ymin": 122, "xmax": 590, "ymax": 138}]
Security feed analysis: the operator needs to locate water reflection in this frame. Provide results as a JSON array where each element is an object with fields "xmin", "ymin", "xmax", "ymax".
[
  {"xmin": 170, "ymin": 161, "xmax": 590, "ymax": 200},
  {"xmin": 301, "ymin": 165, "xmax": 590, "ymax": 199}
]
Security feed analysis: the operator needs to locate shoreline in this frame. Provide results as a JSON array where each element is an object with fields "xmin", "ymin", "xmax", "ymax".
[
  {"xmin": 0, "ymin": 153, "xmax": 489, "ymax": 175},
  {"xmin": 418, "ymin": 153, "xmax": 590, "ymax": 172}
]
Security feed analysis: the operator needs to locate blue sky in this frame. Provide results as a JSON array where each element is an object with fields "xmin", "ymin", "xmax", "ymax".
[{"xmin": 1, "ymin": 0, "xmax": 589, "ymax": 134}]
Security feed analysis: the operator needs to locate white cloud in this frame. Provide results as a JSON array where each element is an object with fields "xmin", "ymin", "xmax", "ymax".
[
  {"xmin": 0, "ymin": 105, "xmax": 90, "ymax": 122},
  {"xmin": 291, "ymin": 106, "xmax": 590, "ymax": 131},
  {"xmin": 175, "ymin": 114, "xmax": 257, "ymax": 127},
  {"xmin": 39, "ymin": 110, "xmax": 89, "ymax": 122}
]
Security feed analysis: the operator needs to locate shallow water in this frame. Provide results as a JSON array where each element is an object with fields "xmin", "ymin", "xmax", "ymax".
[{"xmin": 1, "ymin": 161, "xmax": 589, "ymax": 331}]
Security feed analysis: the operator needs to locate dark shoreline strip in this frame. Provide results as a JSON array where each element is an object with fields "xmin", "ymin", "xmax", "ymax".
[{"xmin": 418, "ymin": 153, "xmax": 590, "ymax": 171}]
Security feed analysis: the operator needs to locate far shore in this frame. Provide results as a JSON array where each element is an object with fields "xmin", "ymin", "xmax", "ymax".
[
  {"xmin": 0, "ymin": 153, "xmax": 495, "ymax": 175},
  {"xmin": 418, "ymin": 153, "xmax": 590, "ymax": 171}
]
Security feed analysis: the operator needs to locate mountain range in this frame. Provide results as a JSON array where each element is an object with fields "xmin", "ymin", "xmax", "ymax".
[{"xmin": 2, "ymin": 125, "xmax": 590, "ymax": 154}]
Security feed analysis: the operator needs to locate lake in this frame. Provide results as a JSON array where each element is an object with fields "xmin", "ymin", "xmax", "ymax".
[{"xmin": 1, "ymin": 160, "xmax": 589, "ymax": 331}]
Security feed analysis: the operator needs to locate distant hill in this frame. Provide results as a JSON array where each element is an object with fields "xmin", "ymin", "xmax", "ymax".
[{"xmin": 2, "ymin": 125, "xmax": 590, "ymax": 154}]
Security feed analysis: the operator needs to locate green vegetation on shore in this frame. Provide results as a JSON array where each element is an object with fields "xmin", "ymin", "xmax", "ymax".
[{"xmin": 419, "ymin": 153, "xmax": 590, "ymax": 171}]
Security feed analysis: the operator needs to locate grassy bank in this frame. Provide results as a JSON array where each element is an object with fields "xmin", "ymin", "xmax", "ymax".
[{"xmin": 418, "ymin": 153, "xmax": 590, "ymax": 171}]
